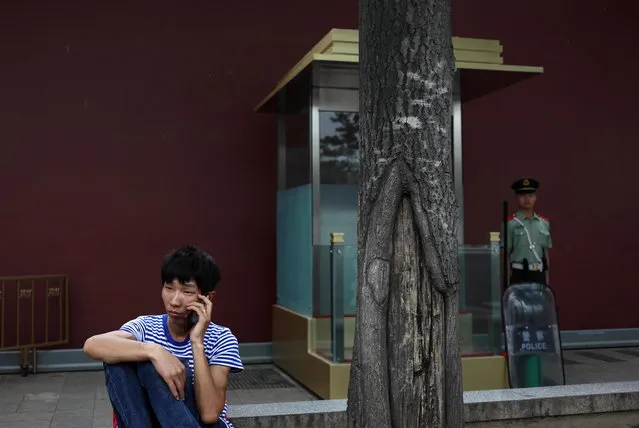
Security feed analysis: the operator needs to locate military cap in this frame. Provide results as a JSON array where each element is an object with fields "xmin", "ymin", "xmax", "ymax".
[{"xmin": 511, "ymin": 177, "xmax": 539, "ymax": 194}]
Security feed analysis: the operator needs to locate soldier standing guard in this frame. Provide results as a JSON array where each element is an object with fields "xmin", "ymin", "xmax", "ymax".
[{"xmin": 506, "ymin": 177, "xmax": 552, "ymax": 286}]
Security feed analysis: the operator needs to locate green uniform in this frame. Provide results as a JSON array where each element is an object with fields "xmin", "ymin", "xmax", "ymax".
[
  {"xmin": 506, "ymin": 211, "xmax": 552, "ymax": 264},
  {"xmin": 504, "ymin": 177, "xmax": 559, "ymax": 389},
  {"xmin": 505, "ymin": 211, "xmax": 552, "ymax": 388}
]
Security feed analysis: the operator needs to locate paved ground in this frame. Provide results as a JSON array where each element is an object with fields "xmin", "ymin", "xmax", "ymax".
[
  {"xmin": 562, "ymin": 347, "xmax": 639, "ymax": 384},
  {"xmin": 0, "ymin": 364, "xmax": 316, "ymax": 428},
  {"xmin": 1, "ymin": 348, "xmax": 639, "ymax": 427}
]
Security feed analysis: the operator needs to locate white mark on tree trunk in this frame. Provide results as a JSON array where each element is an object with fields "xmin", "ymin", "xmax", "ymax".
[
  {"xmin": 419, "ymin": 159, "xmax": 442, "ymax": 170},
  {"xmin": 410, "ymin": 100, "xmax": 432, "ymax": 107},
  {"xmin": 393, "ymin": 116, "xmax": 422, "ymax": 129},
  {"xmin": 407, "ymin": 72, "xmax": 436, "ymax": 89}
]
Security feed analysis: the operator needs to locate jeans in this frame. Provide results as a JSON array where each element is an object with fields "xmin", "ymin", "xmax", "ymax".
[{"xmin": 104, "ymin": 359, "xmax": 228, "ymax": 428}]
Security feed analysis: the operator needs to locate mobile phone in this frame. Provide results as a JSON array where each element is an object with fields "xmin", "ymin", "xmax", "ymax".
[
  {"xmin": 187, "ymin": 311, "xmax": 199, "ymax": 328},
  {"xmin": 186, "ymin": 293, "xmax": 215, "ymax": 330}
]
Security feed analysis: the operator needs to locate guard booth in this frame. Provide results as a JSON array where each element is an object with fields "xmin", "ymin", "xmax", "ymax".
[{"xmin": 255, "ymin": 29, "xmax": 544, "ymax": 399}]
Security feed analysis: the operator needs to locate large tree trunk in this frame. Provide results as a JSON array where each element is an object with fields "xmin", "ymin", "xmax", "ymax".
[{"xmin": 346, "ymin": 0, "xmax": 463, "ymax": 427}]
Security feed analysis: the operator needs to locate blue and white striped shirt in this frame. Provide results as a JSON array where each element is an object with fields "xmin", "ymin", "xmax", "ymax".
[{"xmin": 120, "ymin": 314, "xmax": 243, "ymax": 426}]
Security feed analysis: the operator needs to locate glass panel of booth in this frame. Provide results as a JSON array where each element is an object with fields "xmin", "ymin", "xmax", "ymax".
[
  {"xmin": 313, "ymin": 240, "xmax": 505, "ymax": 363},
  {"xmin": 317, "ymin": 108, "xmax": 359, "ymax": 251},
  {"xmin": 276, "ymin": 104, "xmax": 314, "ymax": 316},
  {"xmin": 314, "ymin": 243, "xmax": 357, "ymax": 362}
]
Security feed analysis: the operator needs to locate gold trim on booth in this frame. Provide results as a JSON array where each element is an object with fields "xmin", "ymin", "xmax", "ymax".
[{"xmin": 255, "ymin": 28, "xmax": 544, "ymax": 112}]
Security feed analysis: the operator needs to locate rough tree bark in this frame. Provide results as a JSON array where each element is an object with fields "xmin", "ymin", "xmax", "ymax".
[{"xmin": 346, "ymin": 0, "xmax": 463, "ymax": 427}]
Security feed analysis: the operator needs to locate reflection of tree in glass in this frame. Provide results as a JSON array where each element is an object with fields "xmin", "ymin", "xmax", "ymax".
[{"xmin": 320, "ymin": 112, "xmax": 360, "ymax": 184}]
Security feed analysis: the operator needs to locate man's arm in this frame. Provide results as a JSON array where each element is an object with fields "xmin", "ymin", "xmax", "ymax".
[
  {"xmin": 545, "ymin": 249, "xmax": 550, "ymax": 284},
  {"xmin": 83, "ymin": 330, "xmax": 161, "ymax": 364},
  {"xmin": 544, "ymin": 220, "xmax": 552, "ymax": 284},
  {"xmin": 192, "ymin": 343, "xmax": 229, "ymax": 423},
  {"xmin": 187, "ymin": 296, "xmax": 243, "ymax": 423}
]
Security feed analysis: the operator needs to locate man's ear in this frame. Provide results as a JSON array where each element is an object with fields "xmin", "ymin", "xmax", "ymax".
[{"xmin": 206, "ymin": 291, "xmax": 217, "ymax": 300}]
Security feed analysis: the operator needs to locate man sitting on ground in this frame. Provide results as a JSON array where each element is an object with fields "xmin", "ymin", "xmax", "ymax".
[{"xmin": 83, "ymin": 245, "xmax": 243, "ymax": 427}]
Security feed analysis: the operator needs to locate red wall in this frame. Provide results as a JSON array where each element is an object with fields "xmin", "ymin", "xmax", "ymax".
[
  {"xmin": 455, "ymin": 1, "xmax": 639, "ymax": 329},
  {"xmin": 0, "ymin": 0, "xmax": 635, "ymax": 348},
  {"xmin": 0, "ymin": 0, "xmax": 355, "ymax": 348}
]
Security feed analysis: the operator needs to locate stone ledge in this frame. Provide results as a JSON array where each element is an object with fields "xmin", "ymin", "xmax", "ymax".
[
  {"xmin": 229, "ymin": 382, "xmax": 639, "ymax": 426},
  {"xmin": 231, "ymin": 400, "xmax": 347, "ymax": 418},
  {"xmin": 464, "ymin": 381, "xmax": 639, "ymax": 421}
]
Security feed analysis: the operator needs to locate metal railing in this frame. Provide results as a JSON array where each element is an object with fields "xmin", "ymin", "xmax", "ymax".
[
  {"xmin": 0, "ymin": 274, "xmax": 69, "ymax": 375},
  {"xmin": 329, "ymin": 233, "xmax": 345, "ymax": 362}
]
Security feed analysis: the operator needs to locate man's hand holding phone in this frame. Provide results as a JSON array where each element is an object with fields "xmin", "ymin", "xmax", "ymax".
[
  {"xmin": 149, "ymin": 345, "xmax": 186, "ymax": 400},
  {"xmin": 188, "ymin": 293, "xmax": 214, "ymax": 345}
]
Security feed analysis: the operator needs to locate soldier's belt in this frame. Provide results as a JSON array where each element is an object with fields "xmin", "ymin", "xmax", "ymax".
[{"xmin": 511, "ymin": 262, "xmax": 544, "ymax": 272}]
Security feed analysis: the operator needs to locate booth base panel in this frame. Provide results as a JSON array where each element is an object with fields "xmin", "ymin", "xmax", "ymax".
[{"xmin": 272, "ymin": 304, "xmax": 509, "ymax": 400}]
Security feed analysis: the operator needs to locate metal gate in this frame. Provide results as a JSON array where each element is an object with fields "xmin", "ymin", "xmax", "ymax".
[{"xmin": 0, "ymin": 274, "xmax": 69, "ymax": 375}]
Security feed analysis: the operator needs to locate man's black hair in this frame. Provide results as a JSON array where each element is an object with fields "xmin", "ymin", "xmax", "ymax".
[{"xmin": 161, "ymin": 245, "xmax": 221, "ymax": 293}]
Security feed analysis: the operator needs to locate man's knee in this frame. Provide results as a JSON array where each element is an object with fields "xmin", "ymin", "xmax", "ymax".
[
  {"xmin": 103, "ymin": 362, "xmax": 142, "ymax": 396},
  {"xmin": 136, "ymin": 360, "xmax": 155, "ymax": 372},
  {"xmin": 103, "ymin": 362, "xmax": 137, "ymax": 379},
  {"xmin": 137, "ymin": 359, "xmax": 190, "ymax": 378},
  {"xmin": 133, "ymin": 360, "xmax": 162, "ymax": 383},
  {"xmin": 106, "ymin": 360, "xmax": 190, "ymax": 394}
]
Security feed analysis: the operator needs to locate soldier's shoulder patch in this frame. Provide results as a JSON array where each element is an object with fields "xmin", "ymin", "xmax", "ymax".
[
  {"xmin": 538, "ymin": 214, "xmax": 550, "ymax": 222},
  {"xmin": 507, "ymin": 213, "xmax": 517, "ymax": 221}
]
